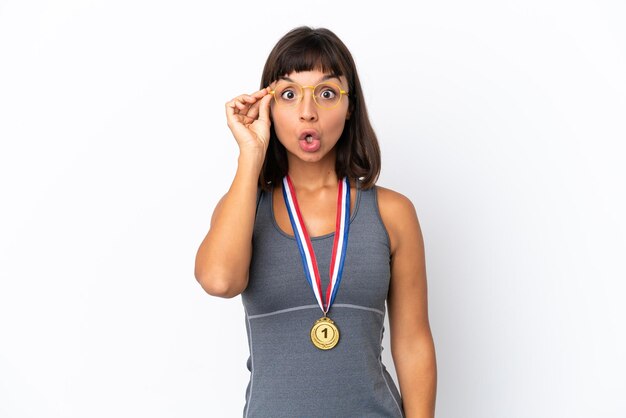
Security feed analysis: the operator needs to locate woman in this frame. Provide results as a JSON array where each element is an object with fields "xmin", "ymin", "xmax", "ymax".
[{"xmin": 195, "ymin": 26, "xmax": 437, "ymax": 417}]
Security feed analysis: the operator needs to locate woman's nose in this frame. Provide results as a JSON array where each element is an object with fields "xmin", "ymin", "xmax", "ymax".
[
  {"xmin": 299, "ymin": 89, "xmax": 318, "ymax": 121},
  {"xmin": 300, "ymin": 96, "xmax": 317, "ymax": 121}
]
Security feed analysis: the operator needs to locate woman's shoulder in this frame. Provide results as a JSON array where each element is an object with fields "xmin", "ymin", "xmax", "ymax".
[
  {"xmin": 373, "ymin": 185, "xmax": 417, "ymax": 214},
  {"xmin": 371, "ymin": 184, "xmax": 422, "ymax": 253}
]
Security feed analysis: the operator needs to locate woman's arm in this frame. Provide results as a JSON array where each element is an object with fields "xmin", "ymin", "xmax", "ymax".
[
  {"xmin": 194, "ymin": 88, "xmax": 272, "ymax": 298},
  {"xmin": 378, "ymin": 186, "xmax": 437, "ymax": 418},
  {"xmin": 194, "ymin": 153, "xmax": 262, "ymax": 298}
]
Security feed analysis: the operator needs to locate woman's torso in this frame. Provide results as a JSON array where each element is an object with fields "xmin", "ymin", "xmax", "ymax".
[{"xmin": 241, "ymin": 180, "xmax": 405, "ymax": 418}]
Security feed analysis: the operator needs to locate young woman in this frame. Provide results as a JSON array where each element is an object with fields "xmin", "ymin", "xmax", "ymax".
[{"xmin": 195, "ymin": 26, "xmax": 437, "ymax": 418}]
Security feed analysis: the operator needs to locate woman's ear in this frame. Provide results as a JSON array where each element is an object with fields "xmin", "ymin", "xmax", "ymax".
[{"xmin": 346, "ymin": 101, "xmax": 354, "ymax": 120}]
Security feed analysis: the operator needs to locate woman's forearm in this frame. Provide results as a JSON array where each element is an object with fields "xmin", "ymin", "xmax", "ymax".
[{"xmin": 392, "ymin": 335, "xmax": 438, "ymax": 418}]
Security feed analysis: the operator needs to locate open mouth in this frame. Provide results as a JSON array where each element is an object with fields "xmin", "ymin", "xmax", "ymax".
[
  {"xmin": 299, "ymin": 130, "xmax": 319, "ymax": 142},
  {"xmin": 298, "ymin": 130, "xmax": 321, "ymax": 152}
]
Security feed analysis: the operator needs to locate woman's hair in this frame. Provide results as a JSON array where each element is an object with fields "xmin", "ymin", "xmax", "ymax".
[{"xmin": 258, "ymin": 26, "xmax": 381, "ymax": 191}]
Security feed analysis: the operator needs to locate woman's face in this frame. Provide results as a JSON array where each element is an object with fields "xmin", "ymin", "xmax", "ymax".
[{"xmin": 270, "ymin": 69, "xmax": 350, "ymax": 164}]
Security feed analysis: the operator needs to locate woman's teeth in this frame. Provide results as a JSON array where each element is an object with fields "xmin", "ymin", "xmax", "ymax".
[{"xmin": 305, "ymin": 135, "xmax": 313, "ymax": 143}]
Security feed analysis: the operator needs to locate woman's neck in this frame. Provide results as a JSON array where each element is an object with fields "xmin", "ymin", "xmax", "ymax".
[{"xmin": 285, "ymin": 151, "xmax": 339, "ymax": 192}]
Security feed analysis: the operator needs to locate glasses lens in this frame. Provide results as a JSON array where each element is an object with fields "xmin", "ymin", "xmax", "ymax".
[
  {"xmin": 314, "ymin": 83, "xmax": 342, "ymax": 108},
  {"xmin": 274, "ymin": 83, "xmax": 301, "ymax": 107}
]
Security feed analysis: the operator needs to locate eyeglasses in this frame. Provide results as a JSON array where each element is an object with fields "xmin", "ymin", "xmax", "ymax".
[{"xmin": 270, "ymin": 81, "xmax": 349, "ymax": 110}]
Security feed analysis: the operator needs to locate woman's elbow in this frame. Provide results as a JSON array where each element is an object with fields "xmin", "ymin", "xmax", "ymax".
[{"xmin": 195, "ymin": 268, "xmax": 247, "ymax": 298}]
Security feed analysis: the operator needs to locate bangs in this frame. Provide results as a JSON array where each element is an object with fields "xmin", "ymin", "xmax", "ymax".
[{"xmin": 265, "ymin": 37, "xmax": 348, "ymax": 83}]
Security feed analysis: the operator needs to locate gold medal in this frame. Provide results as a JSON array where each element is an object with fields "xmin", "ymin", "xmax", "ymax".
[{"xmin": 310, "ymin": 316, "xmax": 340, "ymax": 350}]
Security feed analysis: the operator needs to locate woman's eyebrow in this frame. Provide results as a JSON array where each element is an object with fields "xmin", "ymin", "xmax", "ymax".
[
  {"xmin": 320, "ymin": 74, "xmax": 341, "ymax": 83},
  {"xmin": 278, "ymin": 74, "xmax": 341, "ymax": 84}
]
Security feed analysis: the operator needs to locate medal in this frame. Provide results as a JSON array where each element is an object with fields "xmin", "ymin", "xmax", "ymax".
[
  {"xmin": 282, "ymin": 175, "xmax": 350, "ymax": 350},
  {"xmin": 310, "ymin": 316, "xmax": 340, "ymax": 350}
]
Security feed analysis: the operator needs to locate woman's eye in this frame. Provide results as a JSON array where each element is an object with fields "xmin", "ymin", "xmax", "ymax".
[
  {"xmin": 319, "ymin": 88, "xmax": 337, "ymax": 100},
  {"xmin": 280, "ymin": 89, "xmax": 297, "ymax": 100}
]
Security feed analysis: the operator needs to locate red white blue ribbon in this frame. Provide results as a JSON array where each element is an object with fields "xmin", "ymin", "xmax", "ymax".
[{"xmin": 282, "ymin": 175, "xmax": 350, "ymax": 314}]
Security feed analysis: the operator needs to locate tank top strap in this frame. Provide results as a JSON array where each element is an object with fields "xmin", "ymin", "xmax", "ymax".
[
  {"xmin": 253, "ymin": 185, "xmax": 274, "ymax": 232},
  {"xmin": 350, "ymin": 181, "xmax": 391, "ymax": 249}
]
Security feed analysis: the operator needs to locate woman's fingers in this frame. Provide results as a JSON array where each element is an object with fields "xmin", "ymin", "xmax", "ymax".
[
  {"xmin": 225, "ymin": 98, "xmax": 239, "ymax": 124},
  {"xmin": 245, "ymin": 93, "xmax": 272, "ymax": 126},
  {"xmin": 229, "ymin": 94, "xmax": 257, "ymax": 114},
  {"xmin": 225, "ymin": 88, "xmax": 272, "ymax": 133},
  {"xmin": 226, "ymin": 103, "xmax": 251, "ymax": 129},
  {"xmin": 235, "ymin": 98, "xmax": 249, "ymax": 111},
  {"xmin": 251, "ymin": 86, "xmax": 271, "ymax": 99},
  {"xmin": 245, "ymin": 91, "xmax": 267, "ymax": 119},
  {"xmin": 257, "ymin": 93, "xmax": 272, "ymax": 123},
  {"xmin": 244, "ymin": 100, "xmax": 260, "ymax": 122},
  {"xmin": 231, "ymin": 88, "xmax": 270, "ymax": 112}
]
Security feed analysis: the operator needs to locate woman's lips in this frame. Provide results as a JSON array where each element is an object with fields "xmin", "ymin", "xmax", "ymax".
[
  {"xmin": 299, "ymin": 137, "xmax": 321, "ymax": 152},
  {"xmin": 298, "ymin": 130, "xmax": 321, "ymax": 152}
]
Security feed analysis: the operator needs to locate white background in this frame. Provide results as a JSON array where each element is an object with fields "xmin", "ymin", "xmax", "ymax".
[{"xmin": 1, "ymin": 1, "xmax": 625, "ymax": 417}]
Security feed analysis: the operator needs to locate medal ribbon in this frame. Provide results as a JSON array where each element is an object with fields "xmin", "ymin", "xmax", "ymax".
[{"xmin": 282, "ymin": 175, "xmax": 350, "ymax": 314}]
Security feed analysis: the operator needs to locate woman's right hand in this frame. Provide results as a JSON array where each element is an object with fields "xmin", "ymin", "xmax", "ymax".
[{"xmin": 225, "ymin": 87, "xmax": 273, "ymax": 157}]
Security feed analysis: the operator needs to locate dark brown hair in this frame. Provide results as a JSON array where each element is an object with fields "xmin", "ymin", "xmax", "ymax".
[{"xmin": 258, "ymin": 26, "xmax": 381, "ymax": 191}]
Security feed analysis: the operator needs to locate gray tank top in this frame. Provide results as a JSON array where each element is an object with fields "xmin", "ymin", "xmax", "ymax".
[{"xmin": 241, "ymin": 181, "xmax": 405, "ymax": 418}]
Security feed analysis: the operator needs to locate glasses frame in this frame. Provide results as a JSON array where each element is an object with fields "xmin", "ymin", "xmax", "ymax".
[{"xmin": 270, "ymin": 81, "xmax": 349, "ymax": 110}]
